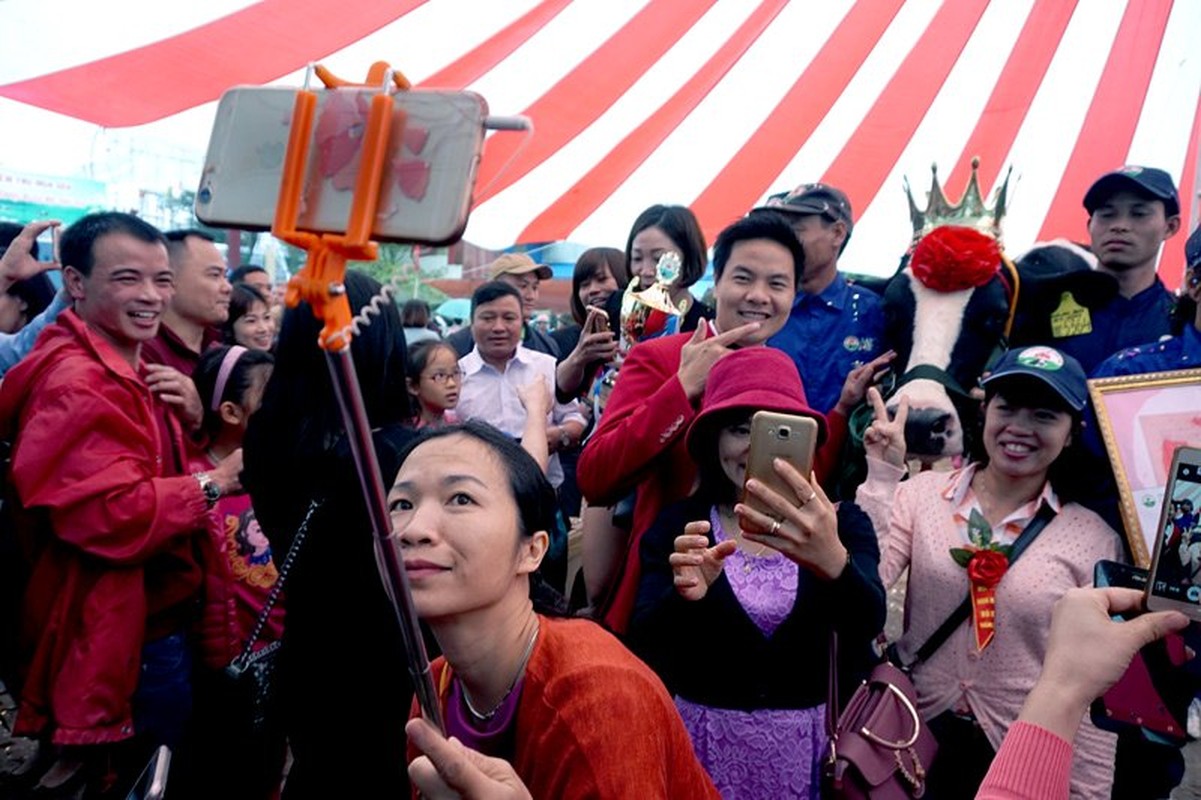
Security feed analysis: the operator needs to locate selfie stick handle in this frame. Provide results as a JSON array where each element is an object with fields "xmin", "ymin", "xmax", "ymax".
[
  {"xmin": 272, "ymin": 62, "xmax": 444, "ymax": 733},
  {"xmin": 325, "ymin": 346, "xmax": 444, "ymax": 732}
]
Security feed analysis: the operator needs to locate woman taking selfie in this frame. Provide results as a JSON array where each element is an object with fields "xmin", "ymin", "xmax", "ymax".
[
  {"xmin": 856, "ymin": 345, "xmax": 1122, "ymax": 798},
  {"xmin": 391, "ymin": 422, "xmax": 718, "ymax": 799},
  {"xmin": 552, "ymin": 245, "xmax": 627, "ymax": 387},
  {"xmin": 629, "ymin": 348, "xmax": 884, "ymax": 799}
]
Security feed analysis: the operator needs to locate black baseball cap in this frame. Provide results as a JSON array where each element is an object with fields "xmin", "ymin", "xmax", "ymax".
[
  {"xmin": 1186, "ymin": 225, "xmax": 1201, "ymax": 271},
  {"xmin": 981, "ymin": 346, "xmax": 1088, "ymax": 412},
  {"xmin": 1083, "ymin": 166, "xmax": 1179, "ymax": 217},
  {"xmin": 755, "ymin": 183, "xmax": 854, "ymax": 233}
]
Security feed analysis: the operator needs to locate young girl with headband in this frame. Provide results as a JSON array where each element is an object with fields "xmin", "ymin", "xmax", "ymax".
[{"xmin": 179, "ymin": 344, "xmax": 286, "ymax": 797}]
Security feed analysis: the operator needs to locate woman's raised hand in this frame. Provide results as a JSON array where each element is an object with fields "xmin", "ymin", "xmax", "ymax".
[
  {"xmin": 737, "ymin": 462, "xmax": 848, "ymax": 580},
  {"xmin": 863, "ymin": 386, "xmax": 909, "ymax": 468},
  {"xmin": 516, "ymin": 375, "xmax": 552, "ymax": 417},
  {"xmin": 670, "ymin": 520, "xmax": 736, "ymax": 601}
]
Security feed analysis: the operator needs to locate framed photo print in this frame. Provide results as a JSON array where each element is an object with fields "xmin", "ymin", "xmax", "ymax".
[{"xmin": 1088, "ymin": 368, "xmax": 1201, "ymax": 566}]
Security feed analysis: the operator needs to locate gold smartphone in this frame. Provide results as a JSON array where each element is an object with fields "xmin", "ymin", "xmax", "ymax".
[
  {"xmin": 583, "ymin": 305, "xmax": 609, "ymax": 335},
  {"xmin": 743, "ymin": 411, "xmax": 818, "ymax": 517},
  {"xmin": 1145, "ymin": 446, "xmax": 1201, "ymax": 620}
]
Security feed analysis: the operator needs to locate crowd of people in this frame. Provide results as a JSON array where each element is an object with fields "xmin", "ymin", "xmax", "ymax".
[{"xmin": 0, "ymin": 161, "xmax": 1196, "ymax": 800}]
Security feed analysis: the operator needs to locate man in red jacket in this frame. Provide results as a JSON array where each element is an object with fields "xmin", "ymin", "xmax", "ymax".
[
  {"xmin": 578, "ymin": 212, "xmax": 886, "ymax": 633},
  {"xmin": 0, "ymin": 212, "xmax": 241, "ymax": 793}
]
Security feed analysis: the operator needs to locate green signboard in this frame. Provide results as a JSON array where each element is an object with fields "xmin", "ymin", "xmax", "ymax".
[{"xmin": 0, "ymin": 168, "xmax": 106, "ymax": 225}]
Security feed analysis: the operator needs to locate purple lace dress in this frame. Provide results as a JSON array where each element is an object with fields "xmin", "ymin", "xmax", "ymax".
[{"xmin": 674, "ymin": 508, "xmax": 827, "ymax": 799}]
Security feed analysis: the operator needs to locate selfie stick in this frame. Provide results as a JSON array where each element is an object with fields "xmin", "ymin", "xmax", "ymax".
[{"xmin": 271, "ymin": 61, "xmax": 443, "ymax": 733}]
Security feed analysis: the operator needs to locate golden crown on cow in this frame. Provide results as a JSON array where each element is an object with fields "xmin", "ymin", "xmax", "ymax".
[{"xmin": 904, "ymin": 157, "xmax": 1012, "ymax": 245}]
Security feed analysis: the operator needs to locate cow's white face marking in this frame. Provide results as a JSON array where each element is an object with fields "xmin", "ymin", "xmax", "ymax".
[{"xmin": 885, "ymin": 270, "xmax": 974, "ymax": 459}]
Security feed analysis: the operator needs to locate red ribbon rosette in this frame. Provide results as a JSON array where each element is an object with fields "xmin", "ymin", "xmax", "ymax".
[
  {"xmin": 966, "ymin": 549, "xmax": 1008, "ymax": 651},
  {"xmin": 950, "ymin": 509, "xmax": 1011, "ymax": 652}
]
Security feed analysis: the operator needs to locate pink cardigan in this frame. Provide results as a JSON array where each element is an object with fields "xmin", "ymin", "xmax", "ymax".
[
  {"xmin": 976, "ymin": 722, "xmax": 1073, "ymax": 800},
  {"xmin": 855, "ymin": 458, "xmax": 1121, "ymax": 799}
]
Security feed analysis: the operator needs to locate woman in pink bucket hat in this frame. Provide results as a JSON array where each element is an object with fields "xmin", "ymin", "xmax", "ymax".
[{"xmin": 628, "ymin": 347, "xmax": 885, "ymax": 799}]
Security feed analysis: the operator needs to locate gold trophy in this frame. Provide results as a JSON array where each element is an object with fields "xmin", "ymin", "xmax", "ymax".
[
  {"xmin": 597, "ymin": 252, "xmax": 685, "ymax": 412},
  {"xmin": 619, "ymin": 251, "xmax": 684, "ymax": 350}
]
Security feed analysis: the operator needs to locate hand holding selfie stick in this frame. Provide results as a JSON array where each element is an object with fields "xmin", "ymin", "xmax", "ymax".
[{"xmin": 271, "ymin": 61, "xmax": 443, "ymax": 733}]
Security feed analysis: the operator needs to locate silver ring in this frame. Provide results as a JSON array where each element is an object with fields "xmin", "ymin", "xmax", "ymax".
[
  {"xmin": 806, "ymin": 492, "xmax": 817, "ymax": 504},
  {"xmin": 769, "ymin": 519, "xmax": 782, "ymax": 536}
]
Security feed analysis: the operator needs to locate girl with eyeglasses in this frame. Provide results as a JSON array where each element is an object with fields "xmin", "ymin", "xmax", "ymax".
[
  {"xmin": 407, "ymin": 340, "xmax": 463, "ymax": 428},
  {"xmin": 405, "ymin": 339, "xmax": 554, "ymax": 475}
]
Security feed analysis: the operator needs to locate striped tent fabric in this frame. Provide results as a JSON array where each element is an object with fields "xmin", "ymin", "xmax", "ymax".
[{"xmin": 2, "ymin": 0, "xmax": 1199, "ymax": 283}]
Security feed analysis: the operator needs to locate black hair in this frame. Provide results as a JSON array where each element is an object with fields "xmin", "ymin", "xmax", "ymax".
[
  {"xmin": 406, "ymin": 338, "xmax": 458, "ymax": 380},
  {"xmin": 0, "ymin": 223, "xmax": 54, "ymax": 328},
  {"xmin": 6, "ymin": 274, "xmax": 56, "ymax": 326},
  {"xmin": 402, "ymin": 298, "xmax": 432, "ymax": 328},
  {"xmin": 59, "ymin": 212, "xmax": 165, "ymax": 278},
  {"xmin": 0, "ymin": 222, "xmax": 37, "ymax": 259},
  {"xmin": 395, "ymin": 421, "xmax": 567, "ymax": 615},
  {"xmin": 714, "ymin": 211, "xmax": 806, "ymax": 286},
  {"xmin": 625, "ymin": 205, "xmax": 708, "ymax": 289},
  {"xmin": 245, "ymin": 269, "xmax": 412, "ymax": 460},
  {"xmin": 972, "ymin": 377, "xmax": 1087, "ymax": 502},
  {"xmin": 223, "ymin": 283, "xmax": 271, "ymax": 345},
  {"xmin": 405, "ymin": 339, "xmax": 459, "ymax": 417},
  {"xmin": 570, "ymin": 247, "xmax": 628, "ymax": 326},
  {"xmin": 230, "ymin": 263, "xmax": 269, "ymax": 283},
  {"xmin": 193, "ymin": 344, "xmax": 275, "ymax": 436},
  {"xmin": 693, "ymin": 409, "xmax": 752, "ymax": 507},
  {"xmin": 471, "ymin": 281, "xmax": 524, "ymax": 319},
  {"xmin": 163, "ymin": 228, "xmax": 217, "ymax": 268}
]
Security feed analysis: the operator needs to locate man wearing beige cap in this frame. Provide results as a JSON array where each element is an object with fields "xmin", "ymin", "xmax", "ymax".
[{"xmin": 447, "ymin": 252, "xmax": 561, "ymax": 359}]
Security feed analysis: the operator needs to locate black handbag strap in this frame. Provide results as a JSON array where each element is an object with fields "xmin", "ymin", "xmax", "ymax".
[
  {"xmin": 233, "ymin": 498, "xmax": 322, "ymax": 665},
  {"xmin": 902, "ymin": 502, "xmax": 1056, "ymax": 670}
]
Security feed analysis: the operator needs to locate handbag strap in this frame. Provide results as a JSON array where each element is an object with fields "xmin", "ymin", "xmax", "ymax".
[
  {"xmin": 902, "ymin": 501, "xmax": 1056, "ymax": 670},
  {"xmin": 827, "ymin": 630, "xmax": 841, "ymax": 740},
  {"xmin": 234, "ymin": 498, "xmax": 322, "ymax": 663}
]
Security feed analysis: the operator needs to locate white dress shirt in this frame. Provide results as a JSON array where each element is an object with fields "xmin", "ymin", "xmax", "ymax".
[{"xmin": 457, "ymin": 345, "xmax": 585, "ymax": 487}]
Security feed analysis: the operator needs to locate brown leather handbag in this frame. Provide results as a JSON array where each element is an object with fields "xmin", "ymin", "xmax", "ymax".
[{"xmin": 823, "ymin": 643, "xmax": 936, "ymax": 799}]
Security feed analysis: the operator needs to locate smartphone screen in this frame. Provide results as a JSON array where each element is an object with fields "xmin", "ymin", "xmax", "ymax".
[{"xmin": 1147, "ymin": 450, "xmax": 1201, "ymax": 612}]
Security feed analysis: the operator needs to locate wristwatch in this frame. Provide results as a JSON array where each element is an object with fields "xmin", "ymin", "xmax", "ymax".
[
  {"xmin": 557, "ymin": 427, "xmax": 573, "ymax": 451},
  {"xmin": 193, "ymin": 472, "xmax": 222, "ymax": 508}
]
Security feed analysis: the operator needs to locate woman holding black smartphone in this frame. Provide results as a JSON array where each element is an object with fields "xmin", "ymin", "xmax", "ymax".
[{"xmin": 629, "ymin": 347, "xmax": 885, "ymax": 800}]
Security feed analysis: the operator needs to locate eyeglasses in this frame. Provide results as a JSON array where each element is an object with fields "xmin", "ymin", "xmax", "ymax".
[{"xmin": 424, "ymin": 369, "xmax": 464, "ymax": 384}]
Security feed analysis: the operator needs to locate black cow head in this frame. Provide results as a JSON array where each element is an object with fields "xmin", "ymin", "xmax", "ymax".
[
  {"xmin": 880, "ymin": 225, "xmax": 1012, "ymax": 462},
  {"xmin": 875, "ymin": 233, "xmax": 1116, "ymax": 463}
]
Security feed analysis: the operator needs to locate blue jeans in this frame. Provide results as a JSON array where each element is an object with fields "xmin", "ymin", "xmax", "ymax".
[{"xmin": 131, "ymin": 632, "xmax": 193, "ymax": 748}]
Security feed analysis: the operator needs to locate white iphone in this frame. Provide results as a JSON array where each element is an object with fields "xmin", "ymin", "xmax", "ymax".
[{"xmin": 194, "ymin": 86, "xmax": 489, "ymax": 245}]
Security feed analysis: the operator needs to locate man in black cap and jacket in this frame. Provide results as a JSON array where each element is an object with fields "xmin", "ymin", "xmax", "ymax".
[{"xmin": 1050, "ymin": 165, "xmax": 1182, "ymax": 373}]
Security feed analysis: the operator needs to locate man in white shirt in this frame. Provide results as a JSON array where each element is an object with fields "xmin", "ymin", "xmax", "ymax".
[{"xmin": 457, "ymin": 281, "xmax": 586, "ymax": 489}]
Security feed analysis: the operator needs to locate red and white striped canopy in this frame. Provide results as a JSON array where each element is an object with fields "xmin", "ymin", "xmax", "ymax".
[{"xmin": 2, "ymin": 0, "xmax": 1199, "ymax": 282}]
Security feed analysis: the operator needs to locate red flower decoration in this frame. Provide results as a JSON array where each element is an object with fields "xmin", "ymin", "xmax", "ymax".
[
  {"xmin": 909, "ymin": 226, "xmax": 1001, "ymax": 293},
  {"xmin": 967, "ymin": 549, "xmax": 1008, "ymax": 588}
]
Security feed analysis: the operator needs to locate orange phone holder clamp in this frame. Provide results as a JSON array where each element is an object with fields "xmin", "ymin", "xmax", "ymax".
[{"xmin": 272, "ymin": 61, "xmax": 411, "ymax": 352}]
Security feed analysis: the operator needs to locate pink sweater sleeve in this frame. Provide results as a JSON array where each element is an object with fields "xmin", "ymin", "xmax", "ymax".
[
  {"xmin": 853, "ymin": 455, "xmax": 911, "ymax": 587},
  {"xmin": 975, "ymin": 722, "xmax": 1072, "ymax": 800}
]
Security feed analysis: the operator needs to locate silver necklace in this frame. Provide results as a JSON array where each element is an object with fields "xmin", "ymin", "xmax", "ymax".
[{"xmin": 461, "ymin": 620, "xmax": 540, "ymax": 722}]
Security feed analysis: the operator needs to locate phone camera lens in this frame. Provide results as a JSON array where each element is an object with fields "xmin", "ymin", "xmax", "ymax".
[{"xmin": 778, "ymin": 426, "xmax": 791, "ymax": 439}]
